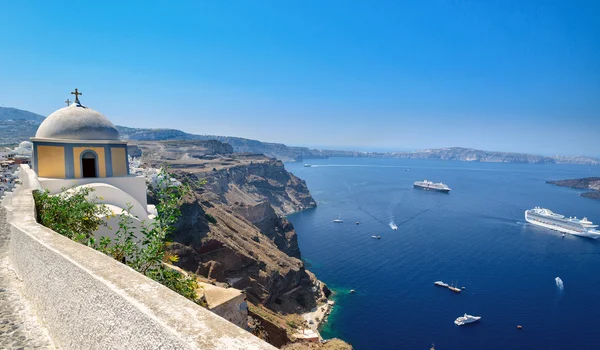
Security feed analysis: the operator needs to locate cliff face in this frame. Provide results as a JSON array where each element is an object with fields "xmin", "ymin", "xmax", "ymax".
[
  {"xmin": 197, "ymin": 157, "xmax": 315, "ymax": 259},
  {"xmin": 168, "ymin": 194, "xmax": 317, "ymax": 310},
  {"xmin": 137, "ymin": 142, "xmax": 321, "ymax": 316},
  {"xmin": 200, "ymin": 158, "xmax": 316, "ymax": 216},
  {"xmin": 547, "ymin": 177, "xmax": 600, "ymax": 200},
  {"xmin": 232, "ymin": 201, "xmax": 300, "ymax": 258}
]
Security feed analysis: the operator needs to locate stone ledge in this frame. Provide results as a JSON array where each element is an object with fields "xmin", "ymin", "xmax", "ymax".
[{"xmin": 4, "ymin": 165, "xmax": 274, "ymax": 350}]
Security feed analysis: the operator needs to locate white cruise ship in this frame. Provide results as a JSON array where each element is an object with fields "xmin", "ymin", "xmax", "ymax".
[
  {"xmin": 413, "ymin": 180, "xmax": 451, "ymax": 192},
  {"xmin": 525, "ymin": 207, "xmax": 600, "ymax": 239}
]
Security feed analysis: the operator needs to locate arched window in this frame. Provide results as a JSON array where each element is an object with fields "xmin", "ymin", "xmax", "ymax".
[{"xmin": 81, "ymin": 151, "xmax": 98, "ymax": 178}]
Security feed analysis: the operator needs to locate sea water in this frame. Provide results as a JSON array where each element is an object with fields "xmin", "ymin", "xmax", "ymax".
[{"xmin": 286, "ymin": 158, "xmax": 600, "ymax": 350}]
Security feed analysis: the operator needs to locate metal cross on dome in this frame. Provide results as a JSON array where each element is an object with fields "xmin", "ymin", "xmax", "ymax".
[
  {"xmin": 71, "ymin": 88, "xmax": 82, "ymax": 104},
  {"xmin": 65, "ymin": 98, "xmax": 71, "ymax": 106}
]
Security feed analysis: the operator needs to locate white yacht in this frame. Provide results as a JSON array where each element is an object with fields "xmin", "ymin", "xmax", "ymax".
[
  {"xmin": 454, "ymin": 313, "xmax": 481, "ymax": 326},
  {"xmin": 525, "ymin": 207, "xmax": 600, "ymax": 239}
]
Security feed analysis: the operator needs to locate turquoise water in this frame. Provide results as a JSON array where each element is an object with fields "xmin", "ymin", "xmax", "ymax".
[{"xmin": 286, "ymin": 158, "xmax": 600, "ymax": 350}]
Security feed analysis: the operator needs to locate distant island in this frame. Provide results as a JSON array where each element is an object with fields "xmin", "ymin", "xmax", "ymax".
[
  {"xmin": 547, "ymin": 177, "xmax": 600, "ymax": 200},
  {"xmin": 1, "ymin": 106, "xmax": 599, "ymax": 165}
]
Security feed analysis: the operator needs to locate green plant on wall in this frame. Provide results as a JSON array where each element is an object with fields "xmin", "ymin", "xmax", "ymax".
[
  {"xmin": 33, "ymin": 186, "xmax": 111, "ymax": 247},
  {"xmin": 33, "ymin": 165, "xmax": 206, "ymax": 306},
  {"xmin": 97, "ymin": 203, "xmax": 138, "ymax": 264}
]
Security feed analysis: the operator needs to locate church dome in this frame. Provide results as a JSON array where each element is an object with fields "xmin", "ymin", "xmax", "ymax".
[{"xmin": 35, "ymin": 103, "xmax": 120, "ymax": 141}]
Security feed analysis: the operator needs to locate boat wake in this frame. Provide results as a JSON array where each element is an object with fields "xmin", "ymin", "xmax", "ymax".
[
  {"xmin": 389, "ymin": 221, "xmax": 398, "ymax": 230},
  {"xmin": 395, "ymin": 203, "xmax": 447, "ymax": 228},
  {"xmin": 555, "ymin": 277, "xmax": 564, "ymax": 292}
]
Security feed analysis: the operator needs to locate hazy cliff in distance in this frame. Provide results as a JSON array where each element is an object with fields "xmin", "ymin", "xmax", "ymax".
[
  {"xmin": 116, "ymin": 127, "xmax": 600, "ymax": 165},
  {"xmin": 0, "ymin": 107, "xmax": 599, "ymax": 165}
]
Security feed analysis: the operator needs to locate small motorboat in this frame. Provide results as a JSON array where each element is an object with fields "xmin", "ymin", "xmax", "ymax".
[
  {"xmin": 350, "ymin": 289, "xmax": 356, "ymax": 294},
  {"xmin": 356, "ymin": 221, "xmax": 360, "ymax": 225},
  {"xmin": 454, "ymin": 313, "xmax": 481, "ymax": 326},
  {"xmin": 371, "ymin": 235, "xmax": 381, "ymax": 239}
]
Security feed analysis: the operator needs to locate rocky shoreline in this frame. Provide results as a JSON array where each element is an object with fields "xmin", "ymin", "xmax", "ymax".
[{"xmin": 547, "ymin": 177, "xmax": 600, "ymax": 200}]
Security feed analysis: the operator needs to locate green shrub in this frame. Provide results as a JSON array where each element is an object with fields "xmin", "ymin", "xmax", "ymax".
[
  {"xmin": 33, "ymin": 165, "xmax": 205, "ymax": 306},
  {"xmin": 147, "ymin": 265, "xmax": 201, "ymax": 303},
  {"xmin": 33, "ymin": 187, "xmax": 111, "ymax": 246}
]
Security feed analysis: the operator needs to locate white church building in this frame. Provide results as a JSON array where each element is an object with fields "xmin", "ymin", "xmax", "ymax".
[{"xmin": 30, "ymin": 89, "xmax": 155, "ymax": 236}]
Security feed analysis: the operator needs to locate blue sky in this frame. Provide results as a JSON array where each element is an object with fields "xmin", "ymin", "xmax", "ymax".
[{"xmin": 0, "ymin": 1, "xmax": 598, "ymax": 156}]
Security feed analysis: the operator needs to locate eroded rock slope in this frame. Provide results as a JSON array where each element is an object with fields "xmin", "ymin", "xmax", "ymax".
[{"xmin": 136, "ymin": 141, "xmax": 320, "ymax": 314}]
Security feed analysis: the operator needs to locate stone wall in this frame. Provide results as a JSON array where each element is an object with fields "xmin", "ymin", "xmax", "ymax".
[{"xmin": 2, "ymin": 165, "xmax": 275, "ymax": 350}]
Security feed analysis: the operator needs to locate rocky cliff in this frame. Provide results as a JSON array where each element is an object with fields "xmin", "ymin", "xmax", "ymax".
[
  {"xmin": 136, "ymin": 141, "xmax": 320, "ymax": 313},
  {"xmin": 133, "ymin": 141, "xmax": 344, "ymax": 347},
  {"xmin": 547, "ymin": 177, "xmax": 600, "ymax": 200}
]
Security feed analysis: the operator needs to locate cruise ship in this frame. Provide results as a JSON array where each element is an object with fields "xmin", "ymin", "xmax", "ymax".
[
  {"xmin": 413, "ymin": 180, "xmax": 451, "ymax": 193},
  {"xmin": 525, "ymin": 207, "xmax": 600, "ymax": 239}
]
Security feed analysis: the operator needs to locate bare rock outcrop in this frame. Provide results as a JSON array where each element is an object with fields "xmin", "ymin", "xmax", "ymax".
[{"xmin": 168, "ymin": 192, "xmax": 322, "ymax": 313}]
